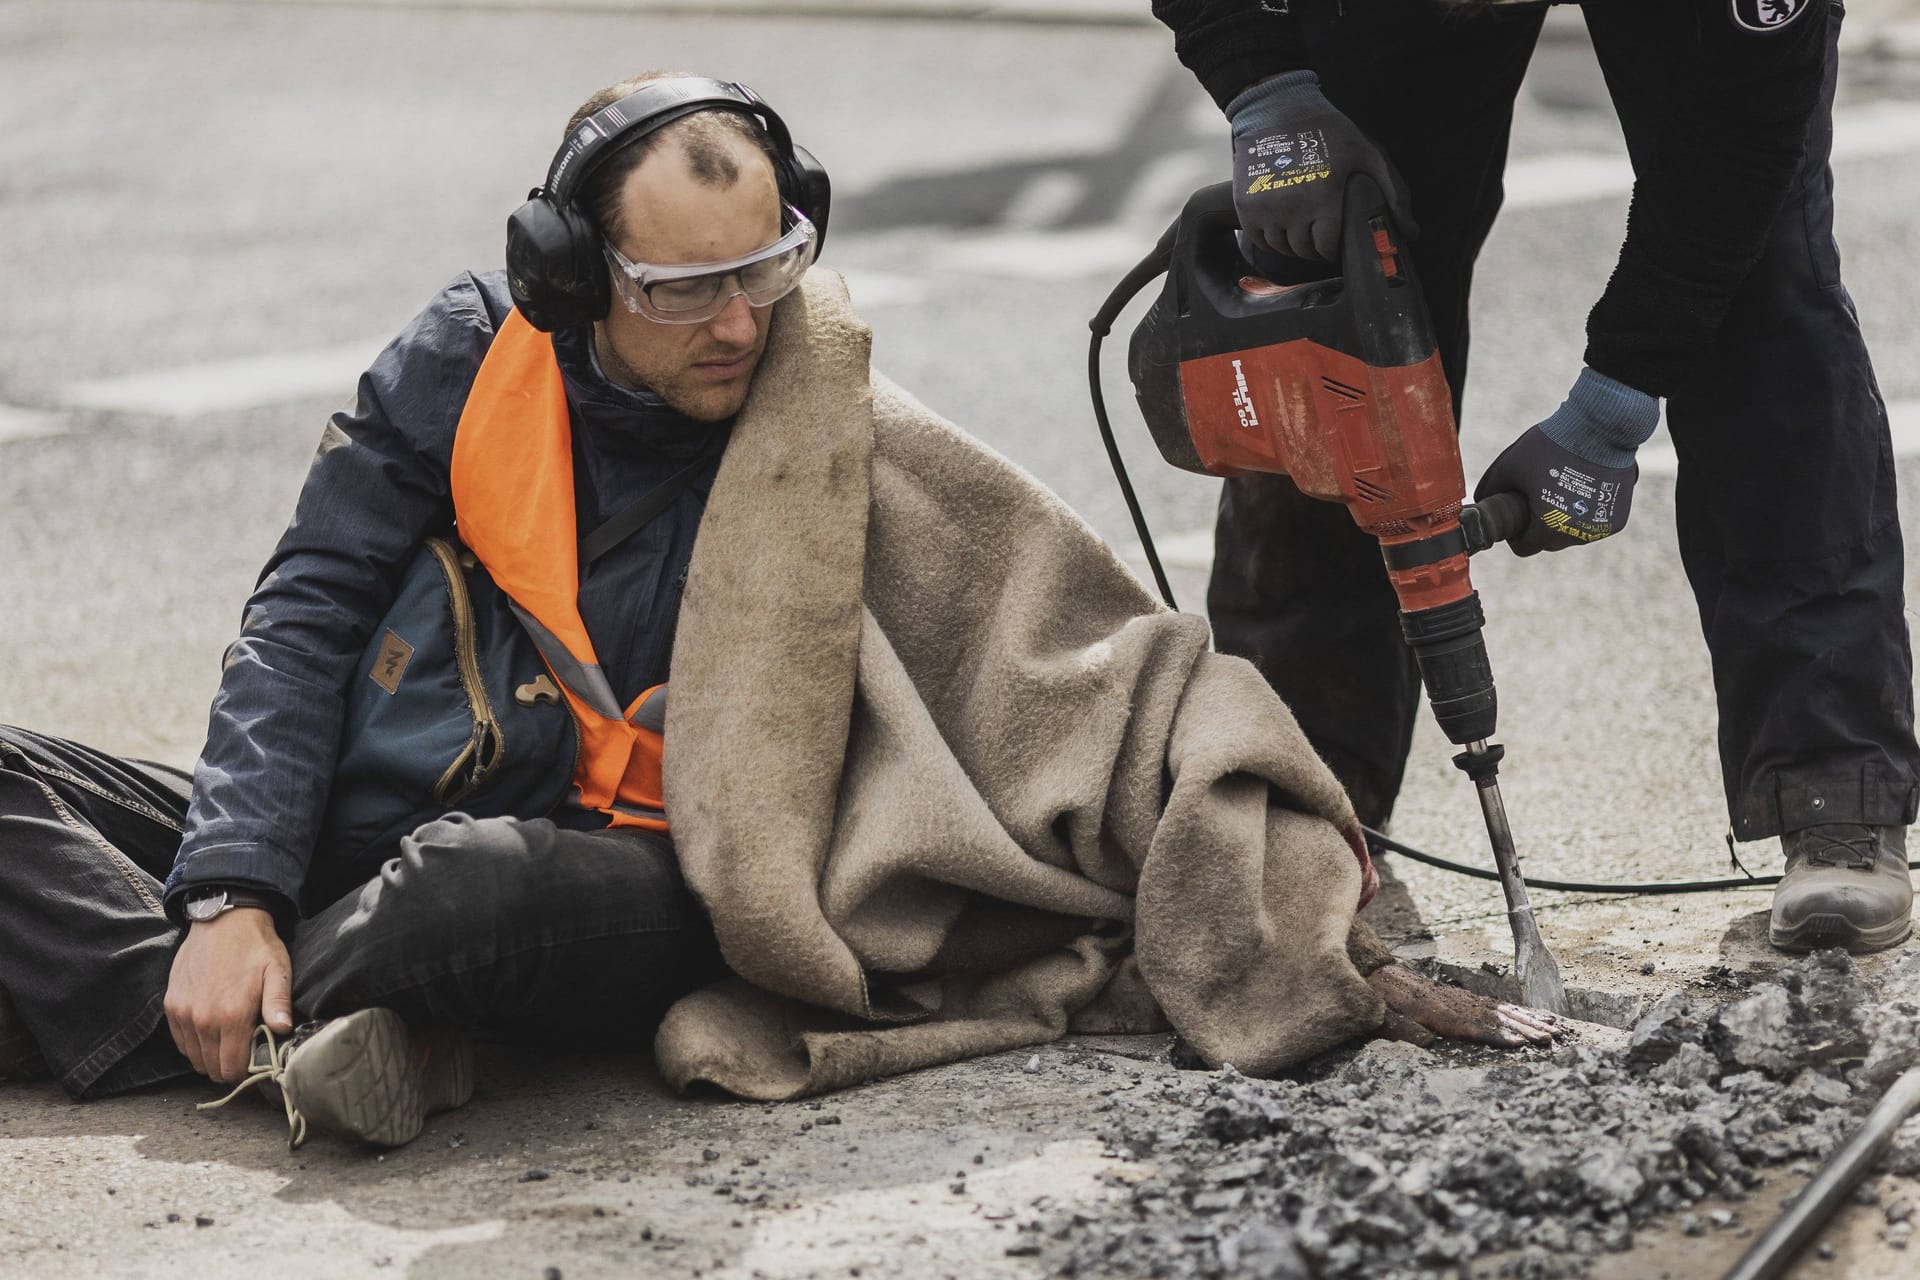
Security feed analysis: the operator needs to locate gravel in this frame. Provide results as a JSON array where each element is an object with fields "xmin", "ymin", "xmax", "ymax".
[{"xmin": 1049, "ymin": 949, "xmax": 1920, "ymax": 1279}]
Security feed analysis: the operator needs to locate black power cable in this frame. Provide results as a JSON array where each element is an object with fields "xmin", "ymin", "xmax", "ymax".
[
  {"xmin": 1089, "ymin": 221, "xmax": 1180, "ymax": 611},
  {"xmin": 1364, "ymin": 825, "xmax": 1920, "ymax": 896}
]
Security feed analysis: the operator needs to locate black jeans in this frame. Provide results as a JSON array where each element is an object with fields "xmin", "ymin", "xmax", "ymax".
[
  {"xmin": 1209, "ymin": 0, "xmax": 1920, "ymax": 837},
  {"xmin": 0, "ymin": 727, "xmax": 724, "ymax": 1099}
]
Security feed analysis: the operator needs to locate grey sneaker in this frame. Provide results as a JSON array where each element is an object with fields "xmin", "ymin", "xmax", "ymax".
[
  {"xmin": 199, "ymin": 1008, "xmax": 474, "ymax": 1149},
  {"xmin": 0, "ymin": 985, "xmax": 48, "ymax": 1081},
  {"xmin": 1770, "ymin": 823, "xmax": 1914, "ymax": 954}
]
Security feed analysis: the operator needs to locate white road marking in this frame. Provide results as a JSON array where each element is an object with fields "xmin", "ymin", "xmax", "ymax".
[
  {"xmin": 1638, "ymin": 399, "xmax": 1920, "ymax": 475},
  {"xmin": 1119, "ymin": 147, "xmax": 1219, "ymax": 225},
  {"xmin": 1118, "ymin": 401, "xmax": 1920, "ymax": 569},
  {"xmin": 933, "ymin": 224, "xmax": 1151, "ymax": 279},
  {"xmin": 1502, "ymin": 152, "xmax": 1635, "ymax": 211},
  {"xmin": 1831, "ymin": 98, "xmax": 1920, "ymax": 161},
  {"xmin": 1504, "ymin": 99, "xmax": 1920, "ymax": 212},
  {"xmin": 1001, "ymin": 170, "xmax": 1089, "ymax": 230},
  {"xmin": 60, "ymin": 341, "xmax": 380, "ymax": 418},
  {"xmin": 840, "ymin": 268, "xmax": 932, "ymax": 309},
  {"xmin": 0, "ymin": 404, "xmax": 67, "ymax": 443}
]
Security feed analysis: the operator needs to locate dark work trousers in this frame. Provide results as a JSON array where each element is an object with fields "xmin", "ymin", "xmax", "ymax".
[
  {"xmin": 1209, "ymin": 0, "xmax": 1920, "ymax": 837},
  {"xmin": 0, "ymin": 726, "xmax": 725, "ymax": 1100}
]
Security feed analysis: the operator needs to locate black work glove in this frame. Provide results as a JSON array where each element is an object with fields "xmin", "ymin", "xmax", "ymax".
[
  {"xmin": 1474, "ymin": 368, "xmax": 1661, "ymax": 557},
  {"xmin": 1227, "ymin": 71, "xmax": 1417, "ymax": 262}
]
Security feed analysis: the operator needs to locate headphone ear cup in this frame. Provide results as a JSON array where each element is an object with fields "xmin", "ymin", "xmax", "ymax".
[
  {"xmin": 506, "ymin": 195, "xmax": 610, "ymax": 332},
  {"xmin": 786, "ymin": 144, "xmax": 831, "ymax": 256}
]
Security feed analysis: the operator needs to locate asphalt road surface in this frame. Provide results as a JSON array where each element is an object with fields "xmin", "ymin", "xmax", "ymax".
[{"xmin": 6, "ymin": 2, "xmax": 1920, "ymax": 1276}]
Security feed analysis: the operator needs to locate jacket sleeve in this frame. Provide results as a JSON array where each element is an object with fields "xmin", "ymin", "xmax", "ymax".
[
  {"xmin": 1585, "ymin": 0, "xmax": 1830, "ymax": 397},
  {"xmin": 162, "ymin": 274, "xmax": 502, "ymax": 917},
  {"xmin": 1153, "ymin": 0, "xmax": 1309, "ymax": 109}
]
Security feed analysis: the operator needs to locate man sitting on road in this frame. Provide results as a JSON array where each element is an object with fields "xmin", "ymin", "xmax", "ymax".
[{"xmin": 0, "ymin": 73, "xmax": 1553, "ymax": 1150}]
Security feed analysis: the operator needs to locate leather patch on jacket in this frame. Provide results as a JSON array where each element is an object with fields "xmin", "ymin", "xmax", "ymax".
[{"xmin": 370, "ymin": 629, "xmax": 415, "ymax": 695}]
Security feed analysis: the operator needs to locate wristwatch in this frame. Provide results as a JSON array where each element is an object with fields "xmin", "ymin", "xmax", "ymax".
[{"xmin": 183, "ymin": 885, "xmax": 283, "ymax": 924}]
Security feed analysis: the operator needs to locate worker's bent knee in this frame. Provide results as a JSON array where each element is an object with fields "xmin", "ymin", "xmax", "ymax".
[
  {"xmin": 390, "ymin": 813, "xmax": 694, "ymax": 932},
  {"xmin": 291, "ymin": 813, "xmax": 715, "ymax": 1026},
  {"xmin": 311, "ymin": 814, "xmax": 702, "ymax": 969}
]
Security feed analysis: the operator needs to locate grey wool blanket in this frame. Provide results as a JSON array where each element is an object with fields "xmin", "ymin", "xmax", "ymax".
[{"xmin": 653, "ymin": 271, "xmax": 1386, "ymax": 1100}]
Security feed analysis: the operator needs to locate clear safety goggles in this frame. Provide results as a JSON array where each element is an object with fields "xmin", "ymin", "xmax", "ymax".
[{"xmin": 604, "ymin": 206, "xmax": 818, "ymax": 324}]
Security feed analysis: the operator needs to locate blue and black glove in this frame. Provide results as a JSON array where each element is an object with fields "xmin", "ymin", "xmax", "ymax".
[
  {"xmin": 1227, "ymin": 71, "xmax": 1416, "ymax": 262},
  {"xmin": 1474, "ymin": 368, "xmax": 1661, "ymax": 556}
]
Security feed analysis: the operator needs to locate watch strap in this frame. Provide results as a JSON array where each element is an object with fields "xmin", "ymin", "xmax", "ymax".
[{"xmin": 186, "ymin": 884, "xmax": 287, "ymax": 921}]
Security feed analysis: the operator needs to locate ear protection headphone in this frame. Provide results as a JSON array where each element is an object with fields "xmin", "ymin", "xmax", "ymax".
[{"xmin": 505, "ymin": 77, "xmax": 831, "ymax": 333}]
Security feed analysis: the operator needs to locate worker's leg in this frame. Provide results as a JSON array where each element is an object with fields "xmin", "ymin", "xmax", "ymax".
[
  {"xmin": 291, "ymin": 813, "xmax": 725, "ymax": 1043},
  {"xmin": 1587, "ymin": 2, "xmax": 1920, "ymax": 841},
  {"xmin": 1206, "ymin": 0, "xmax": 1544, "ymax": 826},
  {"xmin": 0, "ymin": 728, "xmax": 196, "ymax": 1097}
]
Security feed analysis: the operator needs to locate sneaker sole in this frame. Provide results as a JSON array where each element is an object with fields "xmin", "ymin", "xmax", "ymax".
[
  {"xmin": 281, "ymin": 1008, "xmax": 423, "ymax": 1149},
  {"xmin": 1770, "ymin": 912, "xmax": 1914, "ymax": 955}
]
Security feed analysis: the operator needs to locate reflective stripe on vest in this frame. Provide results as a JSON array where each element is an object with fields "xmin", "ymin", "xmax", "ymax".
[{"xmin": 448, "ymin": 309, "xmax": 668, "ymax": 832}]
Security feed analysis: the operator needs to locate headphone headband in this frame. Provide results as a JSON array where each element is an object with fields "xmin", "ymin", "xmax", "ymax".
[{"xmin": 545, "ymin": 77, "xmax": 790, "ymax": 206}]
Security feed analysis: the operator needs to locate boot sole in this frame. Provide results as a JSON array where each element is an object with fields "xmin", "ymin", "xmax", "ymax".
[
  {"xmin": 281, "ymin": 1008, "xmax": 424, "ymax": 1149},
  {"xmin": 1770, "ymin": 912, "xmax": 1914, "ymax": 955}
]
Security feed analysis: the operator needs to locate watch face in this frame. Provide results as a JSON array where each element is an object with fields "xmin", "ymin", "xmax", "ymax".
[{"xmin": 185, "ymin": 890, "xmax": 228, "ymax": 922}]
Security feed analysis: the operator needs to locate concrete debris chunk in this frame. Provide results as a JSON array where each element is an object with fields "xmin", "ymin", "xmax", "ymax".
[
  {"xmin": 1651, "ymin": 1041, "xmax": 1721, "ymax": 1090},
  {"xmin": 1216, "ymin": 1223, "xmax": 1310, "ymax": 1280},
  {"xmin": 1712, "ymin": 986, "xmax": 1801, "ymax": 1076},
  {"xmin": 1572, "ymin": 1141, "xmax": 1645, "ymax": 1213}
]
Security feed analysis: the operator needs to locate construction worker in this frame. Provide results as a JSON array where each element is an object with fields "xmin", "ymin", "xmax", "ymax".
[{"xmin": 1153, "ymin": 0, "xmax": 1919, "ymax": 952}]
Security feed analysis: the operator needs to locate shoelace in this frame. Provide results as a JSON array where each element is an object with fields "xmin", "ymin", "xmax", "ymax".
[
  {"xmin": 1793, "ymin": 825, "xmax": 1882, "ymax": 871},
  {"xmin": 195, "ymin": 1024, "xmax": 309, "ymax": 1150}
]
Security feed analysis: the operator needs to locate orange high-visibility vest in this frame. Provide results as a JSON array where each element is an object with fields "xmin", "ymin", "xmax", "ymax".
[{"xmin": 448, "ymin": 309, "xmax": 669, "ymax": 832}]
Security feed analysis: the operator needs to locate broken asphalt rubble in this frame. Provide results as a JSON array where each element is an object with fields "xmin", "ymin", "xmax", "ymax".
[{"xmin": 1044, "ymin": 949, "xmax": 1920, "ymax": 1279}]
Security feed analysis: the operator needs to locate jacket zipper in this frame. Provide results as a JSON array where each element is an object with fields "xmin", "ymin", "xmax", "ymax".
[{"xmin": 427, "ymin": 537, "xmax": 503, "ymax": 805}]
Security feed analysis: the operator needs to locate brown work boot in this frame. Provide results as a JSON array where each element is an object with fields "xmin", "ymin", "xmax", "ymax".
[
  {"xmin": 199, "ymin": 1008, "xmax": 475, "ymax": 1149},
  {"xmin": 1770, "ymin": 823, "xmax": 1913, "ymax": 955},
  {"xmin": 0, "ymin": 985, "xmax": 48, "ymax": 1081}
]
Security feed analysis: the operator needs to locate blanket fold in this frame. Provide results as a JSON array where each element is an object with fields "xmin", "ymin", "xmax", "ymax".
[{"xmin": 657, "ymin": 272, "xmax": 1383, "ymax": 1099}]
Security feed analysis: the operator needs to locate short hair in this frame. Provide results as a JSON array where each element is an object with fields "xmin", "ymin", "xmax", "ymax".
[{"xmin": 564, "ymin": 72, "xmax": 783, "ymax": 243}]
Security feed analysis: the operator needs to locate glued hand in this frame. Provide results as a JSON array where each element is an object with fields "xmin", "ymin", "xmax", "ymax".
[
  {"xmin": 164, "ymin": 909, "xmax": 293, "ymax": 1083},
  {"xmin": 1366, "ymin": 964, "xmax": 1558, "ymax": 1049}
]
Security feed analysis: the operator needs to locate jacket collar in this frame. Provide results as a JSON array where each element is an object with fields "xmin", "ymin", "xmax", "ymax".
[{"xmin": 551, "ymin": 322, "xmax": 730, "ymax": 460}]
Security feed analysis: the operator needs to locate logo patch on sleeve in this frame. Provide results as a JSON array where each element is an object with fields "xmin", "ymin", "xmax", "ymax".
[
  {"xmin": 1732, "ymin": 0, "xmax": 1808, "ymax": 32},
  {"xmin": 370, "ymin": 629, "xmax": 414, "ymax": 694}
]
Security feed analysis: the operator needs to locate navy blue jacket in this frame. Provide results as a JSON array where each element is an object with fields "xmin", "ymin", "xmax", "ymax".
[{"xmin": 161, "ymin": 271, "xmax": 728, "ymax": 917}]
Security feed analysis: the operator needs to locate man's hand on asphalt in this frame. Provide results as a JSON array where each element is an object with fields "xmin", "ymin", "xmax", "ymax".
[
  {"xmin": 1474, "ymin": 367, "xmax": 1661, "ymax": 556},
  {"xmin": 1227, "ymin": 70, "xmax": 1415, "ymax": 262},
  {"xmin": 164, "ymin": 908, "xmax": 293, "ymax": 1083},
  {"xmin": 1366, "ymin": 964, "xmax": 1558, "ymax": 1049}
]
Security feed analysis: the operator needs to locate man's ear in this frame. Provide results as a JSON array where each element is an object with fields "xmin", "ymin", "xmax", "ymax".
[{"xmin": 506, "ymin": 190, "xmax": 612, "ymax": 333}]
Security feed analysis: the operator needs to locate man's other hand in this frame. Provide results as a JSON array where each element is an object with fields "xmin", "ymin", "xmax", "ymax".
[
  {"xmin": 1366, "ymin": 964, "xmax": 1558, "ymax": 1049},
  {"xmin": 165, "ymin": 909, "xmax": 293, "ymax": 1083},
  {"xmin": 1227, "ymin": 71, "xmax": 1415, "ymax": 262},
  {"xmin": 1474, "ymin": 367, "xmax": 1660, "ymax": 556}
]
